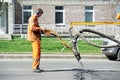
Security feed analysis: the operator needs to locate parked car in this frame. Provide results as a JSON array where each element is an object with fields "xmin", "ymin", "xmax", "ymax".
[{"xmin": 101, "ymin": 36, "xmax": 120, "ymax": 61}]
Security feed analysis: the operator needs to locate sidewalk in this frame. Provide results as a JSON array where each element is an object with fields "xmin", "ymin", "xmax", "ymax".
[{"xmin": 0, "ymin": 52, "xmax": 106, "ymax": 59}]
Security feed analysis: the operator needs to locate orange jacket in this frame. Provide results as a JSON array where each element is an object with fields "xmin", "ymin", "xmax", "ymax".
[{"xmin": 27, "ymin": 15, "xmax": 43, "ymax": 41}]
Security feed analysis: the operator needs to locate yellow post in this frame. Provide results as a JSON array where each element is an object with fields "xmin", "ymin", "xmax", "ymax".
[
  {"xmin": 116, "ymin": 13, "xmax": 120, "ymax": 20},
  {"xmin": 70, "ymin": 22, "xmax": 120, "ymax": 26}
]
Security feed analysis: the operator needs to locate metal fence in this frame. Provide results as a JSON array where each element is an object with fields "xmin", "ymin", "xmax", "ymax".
[
  {"xmin": 12, "ymin": 24, "xmax": 70, "ymax": 35},
  {"xmin": 70, "ymin": 22, "xmax": 120, "ymax": 37},
  {"xmin": 13, "ymin": 24, "xmax": 28, "ymax": 34},
  {"xmin": 13, "ymin": 23, "xmax": 120, "ymax": 37}
]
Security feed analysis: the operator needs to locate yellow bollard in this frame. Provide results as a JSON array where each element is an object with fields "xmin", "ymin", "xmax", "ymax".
[{"xmin": 116, "ymin": 13, "xmax": 120, "ymax": 20}]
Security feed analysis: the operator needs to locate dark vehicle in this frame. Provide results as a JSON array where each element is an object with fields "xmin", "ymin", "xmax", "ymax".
[{"xmin": 101, "ymin": 38, "xmax": 120, "ymax": 61}]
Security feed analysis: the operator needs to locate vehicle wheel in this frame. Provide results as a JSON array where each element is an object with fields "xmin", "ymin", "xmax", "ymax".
[
  {"xmin": 106, "ymin": 55, "xmax": 117, "ymax": 60},
  {"xmin": 117, "ymin": 50, "xmax": 120, "ymax": 60}
]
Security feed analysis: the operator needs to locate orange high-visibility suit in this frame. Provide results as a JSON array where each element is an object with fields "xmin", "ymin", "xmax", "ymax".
[{"xmin": 27, "ymin": 15, "xmax": 44, "ymax": 70}]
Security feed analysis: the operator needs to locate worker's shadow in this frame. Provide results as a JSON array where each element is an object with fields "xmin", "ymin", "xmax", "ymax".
[
  {"xmin": 43, "ymin": 68, "xmax": 87, "ymax": 80},
  {"xmin": 43, "ymin": 68, "xmax": 120, "ymax": 73},
  {"xmin": 43, "ymin": 68, "xmax": 96, "ymax": 72},
  {"xmin": 43, "ymin": 68, "xmax": 98, "ymax": 80},
  {"xmin": 43, "ymin": 68, "xmax": 96, "ymax": 73},
  {"xmin": 43, "ymin": 68, "xmax": 85, "ymax": 72},
  {"xmin": 42, "ymin": 68, "xmax": 120, "ymax": 80}
]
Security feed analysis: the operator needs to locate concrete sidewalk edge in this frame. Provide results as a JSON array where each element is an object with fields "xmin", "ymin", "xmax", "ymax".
[{"xmin": 0, "ymin": 53, "xmax": 107, "ymax": 59}]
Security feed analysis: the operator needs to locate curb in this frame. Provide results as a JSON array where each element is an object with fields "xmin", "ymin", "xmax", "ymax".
[{"xmin": 0, "ymin": 53, "xmax": 106, "ymax": 59}]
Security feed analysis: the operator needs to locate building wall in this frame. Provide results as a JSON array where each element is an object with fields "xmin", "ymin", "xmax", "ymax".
[
  {"xmin": 13, "ymin": 0, "xmax": 120, "ymax": 35},
  {"xmin": 14, "ymin": 0, "xmax": 22, "ymax": 24},
  {"xmin": 95, "ymin": 5, "xmax": 116, "ymax": 22},
  {"xmin": 65, "ymin": 6, "xmax": 84, "ymax": 23},
  {"xmin": 15, "ymin": 0, "xmax": 120, "ymax": 24},
  {"xmin": 32, "ymin": 5, "xmax": 55, "ymax": 24}
]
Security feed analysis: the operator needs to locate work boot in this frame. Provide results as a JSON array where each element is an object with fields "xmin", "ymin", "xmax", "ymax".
[{"xmin": 33, "ymin": 68, "xmax": 44, "ymax": 73}]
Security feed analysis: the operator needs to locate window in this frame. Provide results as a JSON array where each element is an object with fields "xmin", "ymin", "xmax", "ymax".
[
  {"xmin": 85, "ymin": 6, "xmax": 94, "ymax": 22},
  {"xmin": 55, "ymin": 6, "xmax": 64, "ymax": 25},
  {"xmin": 22, "ymin": 5, "xmax": 32, "ymax": 24}
]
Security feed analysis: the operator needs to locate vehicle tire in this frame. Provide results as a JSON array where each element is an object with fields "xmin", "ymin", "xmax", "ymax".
[
  {"xmin": 117, "ymin": 50, "xmax": 120, "ymax": 60},
  {"xmin": 106, "ymin": 55, "xmax": 117, "ymax": 60}
]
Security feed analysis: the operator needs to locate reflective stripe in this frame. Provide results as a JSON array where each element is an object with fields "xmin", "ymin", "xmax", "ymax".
[{"xmin": 33, "ymin": 58, "xmax": 40, "ymax": 61}]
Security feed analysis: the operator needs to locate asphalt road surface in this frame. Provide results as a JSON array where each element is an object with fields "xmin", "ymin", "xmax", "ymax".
[{"xmin": 0, "ymin": 59, "xmax": 120, "ymax": 80}]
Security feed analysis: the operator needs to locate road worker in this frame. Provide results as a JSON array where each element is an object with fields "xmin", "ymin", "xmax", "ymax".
[{"xmin": 27, "ymin": 8, "xmax": 50, "ymax": 73}]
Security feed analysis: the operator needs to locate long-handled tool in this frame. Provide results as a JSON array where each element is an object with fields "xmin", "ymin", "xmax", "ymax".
[{"xmin": 44, "ymin": 29, "xmax": 81, "ymax": 62}]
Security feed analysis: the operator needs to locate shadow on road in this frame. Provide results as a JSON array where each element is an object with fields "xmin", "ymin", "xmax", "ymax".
[
  {"xmin": 43, "ymin": 68, "xmax": 120, "ymax": 72},
  {"xmin": 43, "ymin": 68, "xmax": 79, "ymax": 72},
  {"xmin": 43, "ymin": 68, "xmax": 120, "ymax": 80}
]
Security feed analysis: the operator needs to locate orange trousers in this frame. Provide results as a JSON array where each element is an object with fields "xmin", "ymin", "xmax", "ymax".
[{"xmin": 31, "ymin": 41, "xmax": 41, "ymax": 70}]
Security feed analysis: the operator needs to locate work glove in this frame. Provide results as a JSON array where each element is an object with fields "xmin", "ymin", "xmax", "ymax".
[{"xmin": 41, "ymin": 27, "xmax": 51, "ymax": 36}]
